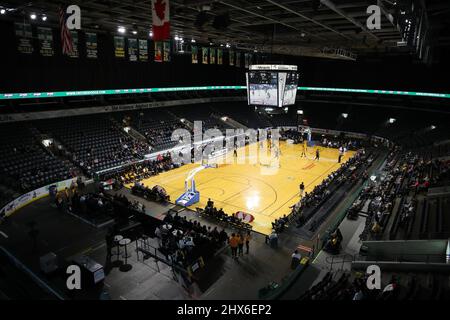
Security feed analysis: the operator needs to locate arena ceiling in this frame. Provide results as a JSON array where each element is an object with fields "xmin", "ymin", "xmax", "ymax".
[{"xmin": 1, "ymin": 0, "xmax": 450, "ymax": 60}]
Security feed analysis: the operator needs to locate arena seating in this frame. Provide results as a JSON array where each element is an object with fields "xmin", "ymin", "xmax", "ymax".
[
  {"xmin": 217, "ymin": 102, "xmax": 272, "ymax": 128},
  {"xmin": 170, "ymin": 105, "xmax": 233, "ymax": 131},
  {"xmin": 36, "ymin": 115, "xmax": 150, "ymax": 176},
  {"xmin": 0, "ymin": 123, "xmax": 73, "ymax": 193},
  {"xmin": 267, "ymin": 113, "xmax": 298, "ymax": 127},
  {"xmin": 114, "ymin": 108, "xmax": 189, "ymax": 151},
  {"xmin": 298, "ymin": 269, "xmax": 449, "ymax": 300}
]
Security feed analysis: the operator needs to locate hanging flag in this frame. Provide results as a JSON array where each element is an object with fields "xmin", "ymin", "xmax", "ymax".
[
  {"xmin": 128, "ymin": 38, "xmax": 138, "ymax": 61},
  {"xmin": 114, "ymin": 36, "xmax": 125, "ymax": 58},
  {"xmin": 38, "ymin": 27, "xmax": 54, "ymax": 57},
  {"xmin": 202, "ymin": 47, "xmax": 209, "ymax": 64},
  {"xmin": 217, "ymin": 49, "xmax": 223, "ymax": 65},
  {"xmin": 154, "ymin": 41, "xmax": 163, "ymax": 62},
  {"xmin": 59, "ymin": 7, "xmax": 73, "ymax": 55},
  {"xmin": 235, "ymin": 51, "xmax": 241, "ymax": 67},
  {"xmin": 191, "ymin": 45, "xmax": 198, "ymax": 64},
  {"xmin": 163, "ymin": 41, "xmax": 171, "ymax": 62},
  {"xmin": 151, "ymin": 0, "xmax": 170, "ymax": 41},
  {"xmin": 86, "ymin": 32, "xmax": 97, "ymax": 59},
  {"xmin": 15, "ymin": 22, "xmax": 34, "ymax": 54},
  {"xmin": 229, "ymin": 50, "xmax": 234, "ymax": 66},
  {"xmin": 68, "ymin": 31, "xmax": 79, "ymax": 58},
  {"xmin": 210, "ymin": 48, "xmax": 216, "ymax": 64},
  {"xmin": 139, "ymin": 39, "xmax": 148, "ymax": 62}
]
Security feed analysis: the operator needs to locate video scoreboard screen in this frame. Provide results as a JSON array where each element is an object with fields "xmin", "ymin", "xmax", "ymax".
[
  {"xmin": 282, "ymin": 72, "xmax": 300, "ymax": 106},
  {"xmin": 247, "ymin": 71, "xmax": 278, "ymax": 106},
  {"xmin": 246, "ymin": 65, "xmax": 299, "ymax": 107}
]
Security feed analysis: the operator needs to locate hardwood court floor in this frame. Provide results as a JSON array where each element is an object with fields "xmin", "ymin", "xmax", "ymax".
[{"xmin": 132, "ymin": 142, "xmax": 355, "ymax": 235}]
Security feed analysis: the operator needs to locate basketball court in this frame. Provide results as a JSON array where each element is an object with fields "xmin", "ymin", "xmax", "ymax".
[{"xmin": 127, "ymin": 142, "xmax": 355, "ymax": 235}]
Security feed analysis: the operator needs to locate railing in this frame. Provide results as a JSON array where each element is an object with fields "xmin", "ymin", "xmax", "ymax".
[
  {"xmin": 325, "ymin": 252, "xmax": 447, "ymax": 270},
  {"xmin": 325, "ymin": 254, "xmax": 354, "ymax": 271}
]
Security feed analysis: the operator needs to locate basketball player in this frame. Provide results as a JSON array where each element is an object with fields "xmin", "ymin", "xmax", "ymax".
[
  {"xmin": 315, "ymin": 148, "xmax": 320, "ymax": 161},
  {"xmin": 300, "ymin": 139, "xmax": 307, "ymax": 158},
  {"xmin": 233, "ymin": 145, "xmax": 238, "ymax": 159},
  {"xmin": 299, "ymin": 182, "xmax": 305, "ymax": 198}
]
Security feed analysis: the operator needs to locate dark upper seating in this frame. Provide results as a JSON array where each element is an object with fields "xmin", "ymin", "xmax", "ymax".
[
  {"xmin": 36, "ymin": 115, "xmax": 149, "ymax": 175},
  {"xmin": 0, "ymin": 123, "xmax": 73, "ymax": 192}
]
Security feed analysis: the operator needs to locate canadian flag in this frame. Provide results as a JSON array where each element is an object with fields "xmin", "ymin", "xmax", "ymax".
[{"xmin": 151, "ymin": 0, "xmax": 170, "ymax": 41}]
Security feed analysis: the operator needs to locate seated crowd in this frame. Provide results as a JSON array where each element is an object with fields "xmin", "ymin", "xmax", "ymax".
[
  {"xmin": 156, "ymin": 212, "xmax": 228, "ymax": 268},
  {"xmin": 290, "ymin": 149, "xmax": 368, "ymax": 228},
  {"xmin": 104, "ymin": 152, "xmax": 177, "ymax": 187},
  {"xmin": 201, "ymin": 199, "xmax": 252, "ymax": 230}
]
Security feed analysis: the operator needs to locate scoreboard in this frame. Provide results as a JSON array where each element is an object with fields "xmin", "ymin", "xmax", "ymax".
[{"xmin": 246, "ymin": 65, "xmax": 299, "ymax": 107}]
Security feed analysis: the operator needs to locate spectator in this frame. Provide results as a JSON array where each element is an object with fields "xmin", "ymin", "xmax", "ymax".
[
  {"xmin": 291, "ymin": 250, "xmax": 302, "ymax": 269},
  {"xmin": 229, "ymin": 233, "xmax": 239, "ymax": 259},
  {"xmin": 237, "ymin": 233, "xmax": 244, "ymax": 256},
  {"xmin": 244, "ymin": 231, "xmax": 251, "ymax": 254}
]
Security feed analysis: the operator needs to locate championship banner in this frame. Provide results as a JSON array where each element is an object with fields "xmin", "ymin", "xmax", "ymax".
[
  {"xmin": 37, "ymin": 27, "xmax": 54, "ymax": 57},
  {"xmin": 68, "ymin": 31, "xmax": 79, "ymax": 58},
  {"xmin": 15, "ymin": 22, "xmax": 34, "ymax": 54},
  {"xmin": 202, "ymin": 47, "xmax": 209, "ymax": 64},
  {"xmin": 244, "ymin": 53, "xmax": 249, "ymax": 68},
  {"xmin": 235, "ymin": 51, "xmax": 241, "ymax": 67},
  {"xmin": 163, "ymin": 41, "xmax": 171, "ymax": 62},
  {"xmin": 151, "ymin": 0, "xmax": 170, "ymax": 41},
  {"xmin": 229, "ymin": 50, "xmax": 234, "ymax": 66},
  {"xmin": 139, "ymin": 39, "xmax": 148, "ymax": 62},
  {"xmin": 217, "ymin": 48, "xmax": 223, "ymax": 65},
  {"xmin": 154, "ymin": 41, "xmax": 163, "ymax": 62},
  {"xmin": 210, "ymin": 48, "xmax": 216, "ymax": 64},
  {"xmin": 86, "ymin": 32, "xmax": 98, "ymax": 59},
  {"xmin": 191, "ymin": 45, "xmax": 198, "ymax": 64},
  {"xmin": 114, "ymin": 36, "xmax": 125, "ymax": 58},
  {"xmin": 128, "ymin": 38, "xmax": 138, "ymax": 61}
]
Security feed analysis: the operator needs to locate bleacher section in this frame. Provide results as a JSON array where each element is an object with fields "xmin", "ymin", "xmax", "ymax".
[
  {"xmin": 113, "ymin": 109, "xmax": 189, "ymax": 151},
  {"xmin": 0, "ymin": 123, "xmax": 73, "ymax": 193},
  {"xmin": 36, "ymin": 115, "xmax": 149, "ymax": 176}
]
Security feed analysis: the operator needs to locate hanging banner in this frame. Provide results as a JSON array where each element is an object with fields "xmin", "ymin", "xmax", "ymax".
[
  {"xmin": 217, "ymin": 48, "xmax": 223, "ymax": 65},
  {"xmin": 244, "ymin": 53, "xmax": 249, "ymax": 68},
  {"xmin": 163, "ymin": 41, "xmax": 171, "ymax": 62},
  {"xmin": 151, "ymin": 0, "xmax": 170, "ymax": 41},
  {"xmin": 67, "ymin": 31, "xmax": 79, "ymax": 58},
  {"xmin": 15, "ymin": 22, "xmax": 34, "ymax": 54},
  {"xmin": 235, "ymin": 51, "xmax": 241, "ymax": 67},
  {"xmin": 229, "ymin": 50, "xmax": 234, "ymax": 66},
  {"xmin": 154, "ymin": 41, "xmax": 163, "ymax": 62},
  {"xmin": 86, "ymin": 32, "xmax": 98, "ymax": 59},
  {"xmin": 202, "ymin": 47, "xmax": 209, "ymax": 64},
  {"xmin": 139, "ymin": 39, "xmax": 148, "ymax": 62},
  {"xmin": 37, "ymin": 27, "xmax": 54, "ymax": 57},
  {"xmin": 114, "ymin": 36, "xmax": 125, "ymax": 58},
  {"xmin": 191, "ymin": 45, "xmax": 198, "ymax": 64},
  {"xmin": 128, "ymin": 38, "xmax": 138, "ymax": 61},
  {"xmin": 210, "ymin": 48, "xmax": 216, "ymax": 64}
]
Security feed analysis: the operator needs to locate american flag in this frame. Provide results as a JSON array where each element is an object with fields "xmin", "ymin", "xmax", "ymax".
[{"xmin": 59, "ymin": 7, "xmax": 73, "ymax": 55}]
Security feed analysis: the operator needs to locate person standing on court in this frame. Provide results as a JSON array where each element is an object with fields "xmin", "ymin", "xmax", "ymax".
[
  {"xmin": 237, "ymin": 233, "xmax": 244, "ymax": 256},
  {"xmin": 244, "ymin": 231, "xmax": 251, "ymax": 254},
  {"xmin": 229, "ymin": 233, "xmax": 239, "ymax": 259},
  {"xmin": 300, "ymin": 139, "xmax": 307, "ymax": 157},
  {"xmin": 315, "ymin": 148, "xmax": 320, "ymax": 161},
  {"xmin": 338, "ymin": 147, "xmax": 344, "ymax": 163},
  {"xmin": 299, "ymin": 182, "xmax": 305, "ymax": 198}
]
